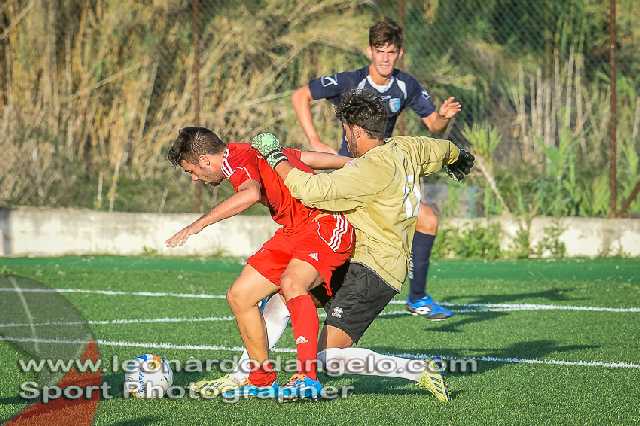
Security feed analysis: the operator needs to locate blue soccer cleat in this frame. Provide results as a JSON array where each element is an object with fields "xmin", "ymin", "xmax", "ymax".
[
  {"xmin": 278, "ymin": 374, "xmax": 323, "ymax": 401},
  {"xmin": 221, "ymin": 381, "xmax": 279, "ymax": 400},
  {"xmin": 406, "ymin": 295, "xmax": 454, "ymax": 320}
]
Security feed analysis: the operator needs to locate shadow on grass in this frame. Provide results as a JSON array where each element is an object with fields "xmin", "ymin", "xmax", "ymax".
[
  {"xmin": 379, "ymin": 289, "xmax": 580, "ymax": 332},
  {"xmin": 369, "ymin": 339, "xmax": 598, "ymax": 376},
  {"xmin": 0, "ymin": 395, "xmax": 26, "ymax": 406},
  {"xmin": 339, "ymin": 339, "xmax": 599, "ymax": 399},
  {"xmin": 374, "ymin": 309, "xmax": 510, "ymax": 333},
  {"xmin": 445, "ymin": 287, "xmax": 581, "ymax": 305}
]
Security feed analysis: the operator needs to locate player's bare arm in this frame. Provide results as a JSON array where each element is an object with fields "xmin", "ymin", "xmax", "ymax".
[
  {"xmin": 165, "ymin": 180, "xmax": 261, "ymax": 247},
  {"xmin": 299, "ymin": 151, "xmax": 351, "ymax": 170},
  {"xmin": 291, "ymin": 85, "xmax": 337, "ymax": 154},
  {"xmin": 423, "ymin": 97, "xmax": 462, "ymax": 133},
  {"xmin": 274, "ymin": 161, "xmax": 294, "ymax": 181}
]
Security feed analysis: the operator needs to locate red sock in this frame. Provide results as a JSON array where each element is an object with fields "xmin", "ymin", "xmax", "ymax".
[
  {"xmin": 248, "ymin": 362, "xmax": 276, "ymax": 386},
  {"xmin": 286, "ymin": 294, "xmax": 319, "ymax": 380}
]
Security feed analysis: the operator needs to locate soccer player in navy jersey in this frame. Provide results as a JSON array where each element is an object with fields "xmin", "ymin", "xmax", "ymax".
[{"xmin": 292, "ymin": 18, "xmax": 460, "ymax": 320}]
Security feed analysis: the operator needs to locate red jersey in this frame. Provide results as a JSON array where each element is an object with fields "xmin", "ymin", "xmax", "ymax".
[{"xmin": 221, "ymin": 143, "xmax": 320, "ymax": 230}]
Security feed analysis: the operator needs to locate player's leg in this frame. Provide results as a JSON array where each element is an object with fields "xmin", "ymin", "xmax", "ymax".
[
  {"xmin": 212, "ymin": 283, "xmax": 330, "ymax": 391},
  {"xmin": 407, "ymin": 201, "xmax": 454, "ymax": 320},
  {"xmin": 318, "ymin": 320, "xmax": 445, "ymax": 390},
  {"xmin": 190, "ymin": 294, "xmax": 290, "ymax": 397},
  {"xmin": 410, "ymin": 201, "xmax": 438, "ymax": 302},
  {"xmin": 191, "ymin": 267, "xmax": 341, "ymax": 398},
  {"xmin": 279, "ymin": 257, "xmax": 323, "ymax": 380},
  {"xmin": 276, "ymin": 259, "xmax": 325, "ymax": 400},
  {"xmin": 317, "ymin": 262, "xmax": 396, "ymax": 356},
  {"xmin": 317, "ymin": 268, "xmax": 426, "ymax": 382},
  {"xmin": 279, "ymin": 214, "xmax": 353, "ymax": 399},
  {"xmin": 226, "ymin": 264, "xmax": 279, "ymax": 389},
  {"xmin": 233, "ymin": 294, "xmax": 290, "ymax": 381},
  {"xmin": 318, "ymin": 323, "xmax": 426, "ymax": 383},
  {"xmin": 318, "ymin": 345, "xmax": 449, "ymax": 402},
  {"xmin": 317, "ymin": 262, "xmax": 450, "ymax": 402}
]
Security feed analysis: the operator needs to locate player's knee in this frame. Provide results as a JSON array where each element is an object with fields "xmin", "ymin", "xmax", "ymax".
[
  {"xmin": 279, "ymin": 274, "xmax": 303, "ymax": 299},
  {"xmin": 226, "ymin": 286, "xmax": 243, "ymax": 311}
]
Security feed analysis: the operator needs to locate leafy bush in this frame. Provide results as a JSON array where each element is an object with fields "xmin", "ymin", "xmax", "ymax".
[
  {"xmin": 433, "ymin": 223, "xmax": 501, "ymax": 260},
  {"xmin": 534, "ymin": 223, "xmax": 567, "ymax": 258}
]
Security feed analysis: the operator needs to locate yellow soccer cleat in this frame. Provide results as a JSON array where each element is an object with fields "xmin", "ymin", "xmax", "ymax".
[
  {"xmin": 189, "ymin": 374, "xmax": 246, "ymax": 398},
  {"xmin": 417, "ymin": 359, "xmax": 450, "ymax": 403}
]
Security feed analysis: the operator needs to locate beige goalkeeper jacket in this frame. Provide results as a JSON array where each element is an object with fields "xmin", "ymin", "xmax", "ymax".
[{"xmin": 284, "ymin": 136, "xmax": 460, "ymax": 291}]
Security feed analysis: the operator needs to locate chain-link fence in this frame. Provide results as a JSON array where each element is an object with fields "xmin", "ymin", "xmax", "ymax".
[
  {"xmin": 394, "ymin": 0, "xmax": 640, "ymax": 218},
  {"xmin": 1, "ymin": 0, "xmax": 639, "ymax": 217}
]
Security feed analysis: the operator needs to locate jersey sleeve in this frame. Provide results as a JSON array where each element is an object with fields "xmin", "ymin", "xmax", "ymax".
[
  {"xmin": 405, "ymin": 77, "xmax": 436, "ymax": 118},
  {"xmin": 222, "ymin": 150, "xmax": 261, "ymax": 191},
  {"xmin": 405, "ymin": 136, "xmax": 460, "ymax": 175},
  {"xmin": 283, "ymin": 147, "xmax": 302, "ymax": 161},
  {"xmin": 308, "ymin": 70, "xmax": 361, "ymax": 100},
  {"xmin": 283, "ymin": 156, "xmax": 394, "ymax": 211}
]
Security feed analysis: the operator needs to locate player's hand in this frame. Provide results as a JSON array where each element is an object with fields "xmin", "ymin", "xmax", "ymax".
[
  {"xmin": 445, "ymin": 150, "xmax": 475, "ymax": 182},
  {"xmin": 165, "ymin": 223, "xmax": 202, "ymax": 248},
  {"xmin": 438, "ymin": 97, "xmax": 462, "ymax": 120},
  {"xmin": 250, "ymin": 132, "xmax": 288, "ymax": 168},
  {"xmin": 310, "ymin": 138, "xmax": 338, "ymax": 155}
]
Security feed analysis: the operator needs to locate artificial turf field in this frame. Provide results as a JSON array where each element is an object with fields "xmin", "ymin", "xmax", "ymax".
[{"xmin": 0, "ymin": 256, "xmax": 639, "ymax": 425}]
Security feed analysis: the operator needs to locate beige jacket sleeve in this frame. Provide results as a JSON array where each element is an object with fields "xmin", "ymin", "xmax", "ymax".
[{"xmin": 283, "ymin": 155, "xmax": 394, "ymax": 212}]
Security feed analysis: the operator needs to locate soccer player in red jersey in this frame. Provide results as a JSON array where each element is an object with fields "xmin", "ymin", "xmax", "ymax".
[{"xmin": 165, "ymin": 127, "xmax": 354, "ymax": 399}]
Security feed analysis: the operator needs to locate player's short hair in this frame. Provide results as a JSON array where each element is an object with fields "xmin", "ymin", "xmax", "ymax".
[
  {"xmin": 369, "ymin": 18, "xmax": 403, "ymax": 49},
  {"xmin": 167, "ymin": 127, "xmax": 226, "ymax": 166},
  {"xmin": 335, "ymin": 89, "xmax": 387, "ymax": 140}
]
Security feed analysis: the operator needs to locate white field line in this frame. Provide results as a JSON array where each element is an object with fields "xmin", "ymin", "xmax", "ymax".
[
  {"xmin": 1, "ymin": 287, "xmax": 639, "ymax": 313},
  {"xmin": 0, "ymin": 315, "xmax": 236, "ymax": 328},
  {"xmin": 0, "ymin": 288, "xmax": 226, "ymax": 299},
  {"xmin": 1, "ymin": 336, "xmax": 639, "ymax": 370},
  {"xmin": 0, "ymin": 311, "xmax": 409, "ymax": 328},
  {"xmin": 391, "ymin": 300, "xmax": 640, "ymax": 313},
  {"xmin": 8, "ymin": 276, "xmax": 40, "ymax": 353}
]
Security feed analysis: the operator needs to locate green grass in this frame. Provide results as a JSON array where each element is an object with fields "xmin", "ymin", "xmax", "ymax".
[{"xmin": 1, "ymin": 256, "xmax": 639, "ymax": 425}]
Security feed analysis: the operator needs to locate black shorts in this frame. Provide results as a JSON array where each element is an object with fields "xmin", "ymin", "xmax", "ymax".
[{"xmin": 311, "ymin": 262, "xmax": 398, "ymax": 344}]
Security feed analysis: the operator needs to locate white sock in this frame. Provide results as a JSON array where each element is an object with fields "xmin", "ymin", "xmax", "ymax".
[
  {"xmin": 318, "ymin": 347, "xmax": 426, "ymax": 382},
  {"xmin": 230, "ymin": 294, "xmax": 290, "ymax": 383}
]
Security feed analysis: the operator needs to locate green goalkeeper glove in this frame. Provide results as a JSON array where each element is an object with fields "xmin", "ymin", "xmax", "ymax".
[{"xmin": 250, "ymin": 132, "xmax": 288, "ymax": 168}]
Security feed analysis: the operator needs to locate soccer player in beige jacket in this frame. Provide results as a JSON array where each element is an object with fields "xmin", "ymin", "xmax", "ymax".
[{"xmin": 249, "ymin": 89, "xmax": 474, "ymax": 402}]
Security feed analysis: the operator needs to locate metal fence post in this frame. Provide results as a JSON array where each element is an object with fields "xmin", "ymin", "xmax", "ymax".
[
  {"xmin": 609, "ymin": 0, "xmax": 617, "ymax": 217},
  {"xmin": 192, "ymin": 0, "xmax": 202, "ymax": 212}
]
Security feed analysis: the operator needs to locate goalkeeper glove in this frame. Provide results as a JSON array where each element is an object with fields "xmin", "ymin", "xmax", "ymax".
[
  {"xmin": 445, "ymin": 149, "xmax": 475, "ymax": 181},
  {"xmin": 250, "ymin": 132, "xmax": 287, "ymax": 168}
]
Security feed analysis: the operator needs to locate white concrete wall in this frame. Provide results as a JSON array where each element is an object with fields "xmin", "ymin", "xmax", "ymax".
[
  {"xmin": 530, "ymin": 217, "xmax": 640, "ymax": 257},
  {"xmin": 0, "ymin": 207, "xmax": 638, "ymax": 257},
  {"xmin": 445, "ymin": 216, "xmax": 640, "ymax": 257},
  {"xmin": 0, "ymin": 207, "xmax": 277, "ymax": 258}
]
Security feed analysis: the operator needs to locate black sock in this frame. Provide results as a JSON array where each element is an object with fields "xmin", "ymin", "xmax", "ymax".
[{"xmin": 409, "ymin": 232, "xmax": 435, "ymax": 302}]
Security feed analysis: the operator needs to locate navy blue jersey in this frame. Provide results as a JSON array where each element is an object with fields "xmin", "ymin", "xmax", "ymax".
[{"xmin": 308, "ymin": 66, "xmax": 436, "ymax": 156}]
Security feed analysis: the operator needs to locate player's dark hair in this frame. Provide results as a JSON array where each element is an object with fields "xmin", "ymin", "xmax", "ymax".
[
  {"xmin": 335, "ymin": 89, "xmax": 387, "ymax": 140},
  {"xmin": 369, "ymin": 18, "xmax": 403, "ymax": 49},
  {"xmin": 167, "ymin": 127, "xmax": 226, "ymax": 166}
]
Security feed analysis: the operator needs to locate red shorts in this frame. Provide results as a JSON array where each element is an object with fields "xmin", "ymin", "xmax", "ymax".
[{"xmin": 247, "ymin": 214, "xmax": 354, "ymax": 296}]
